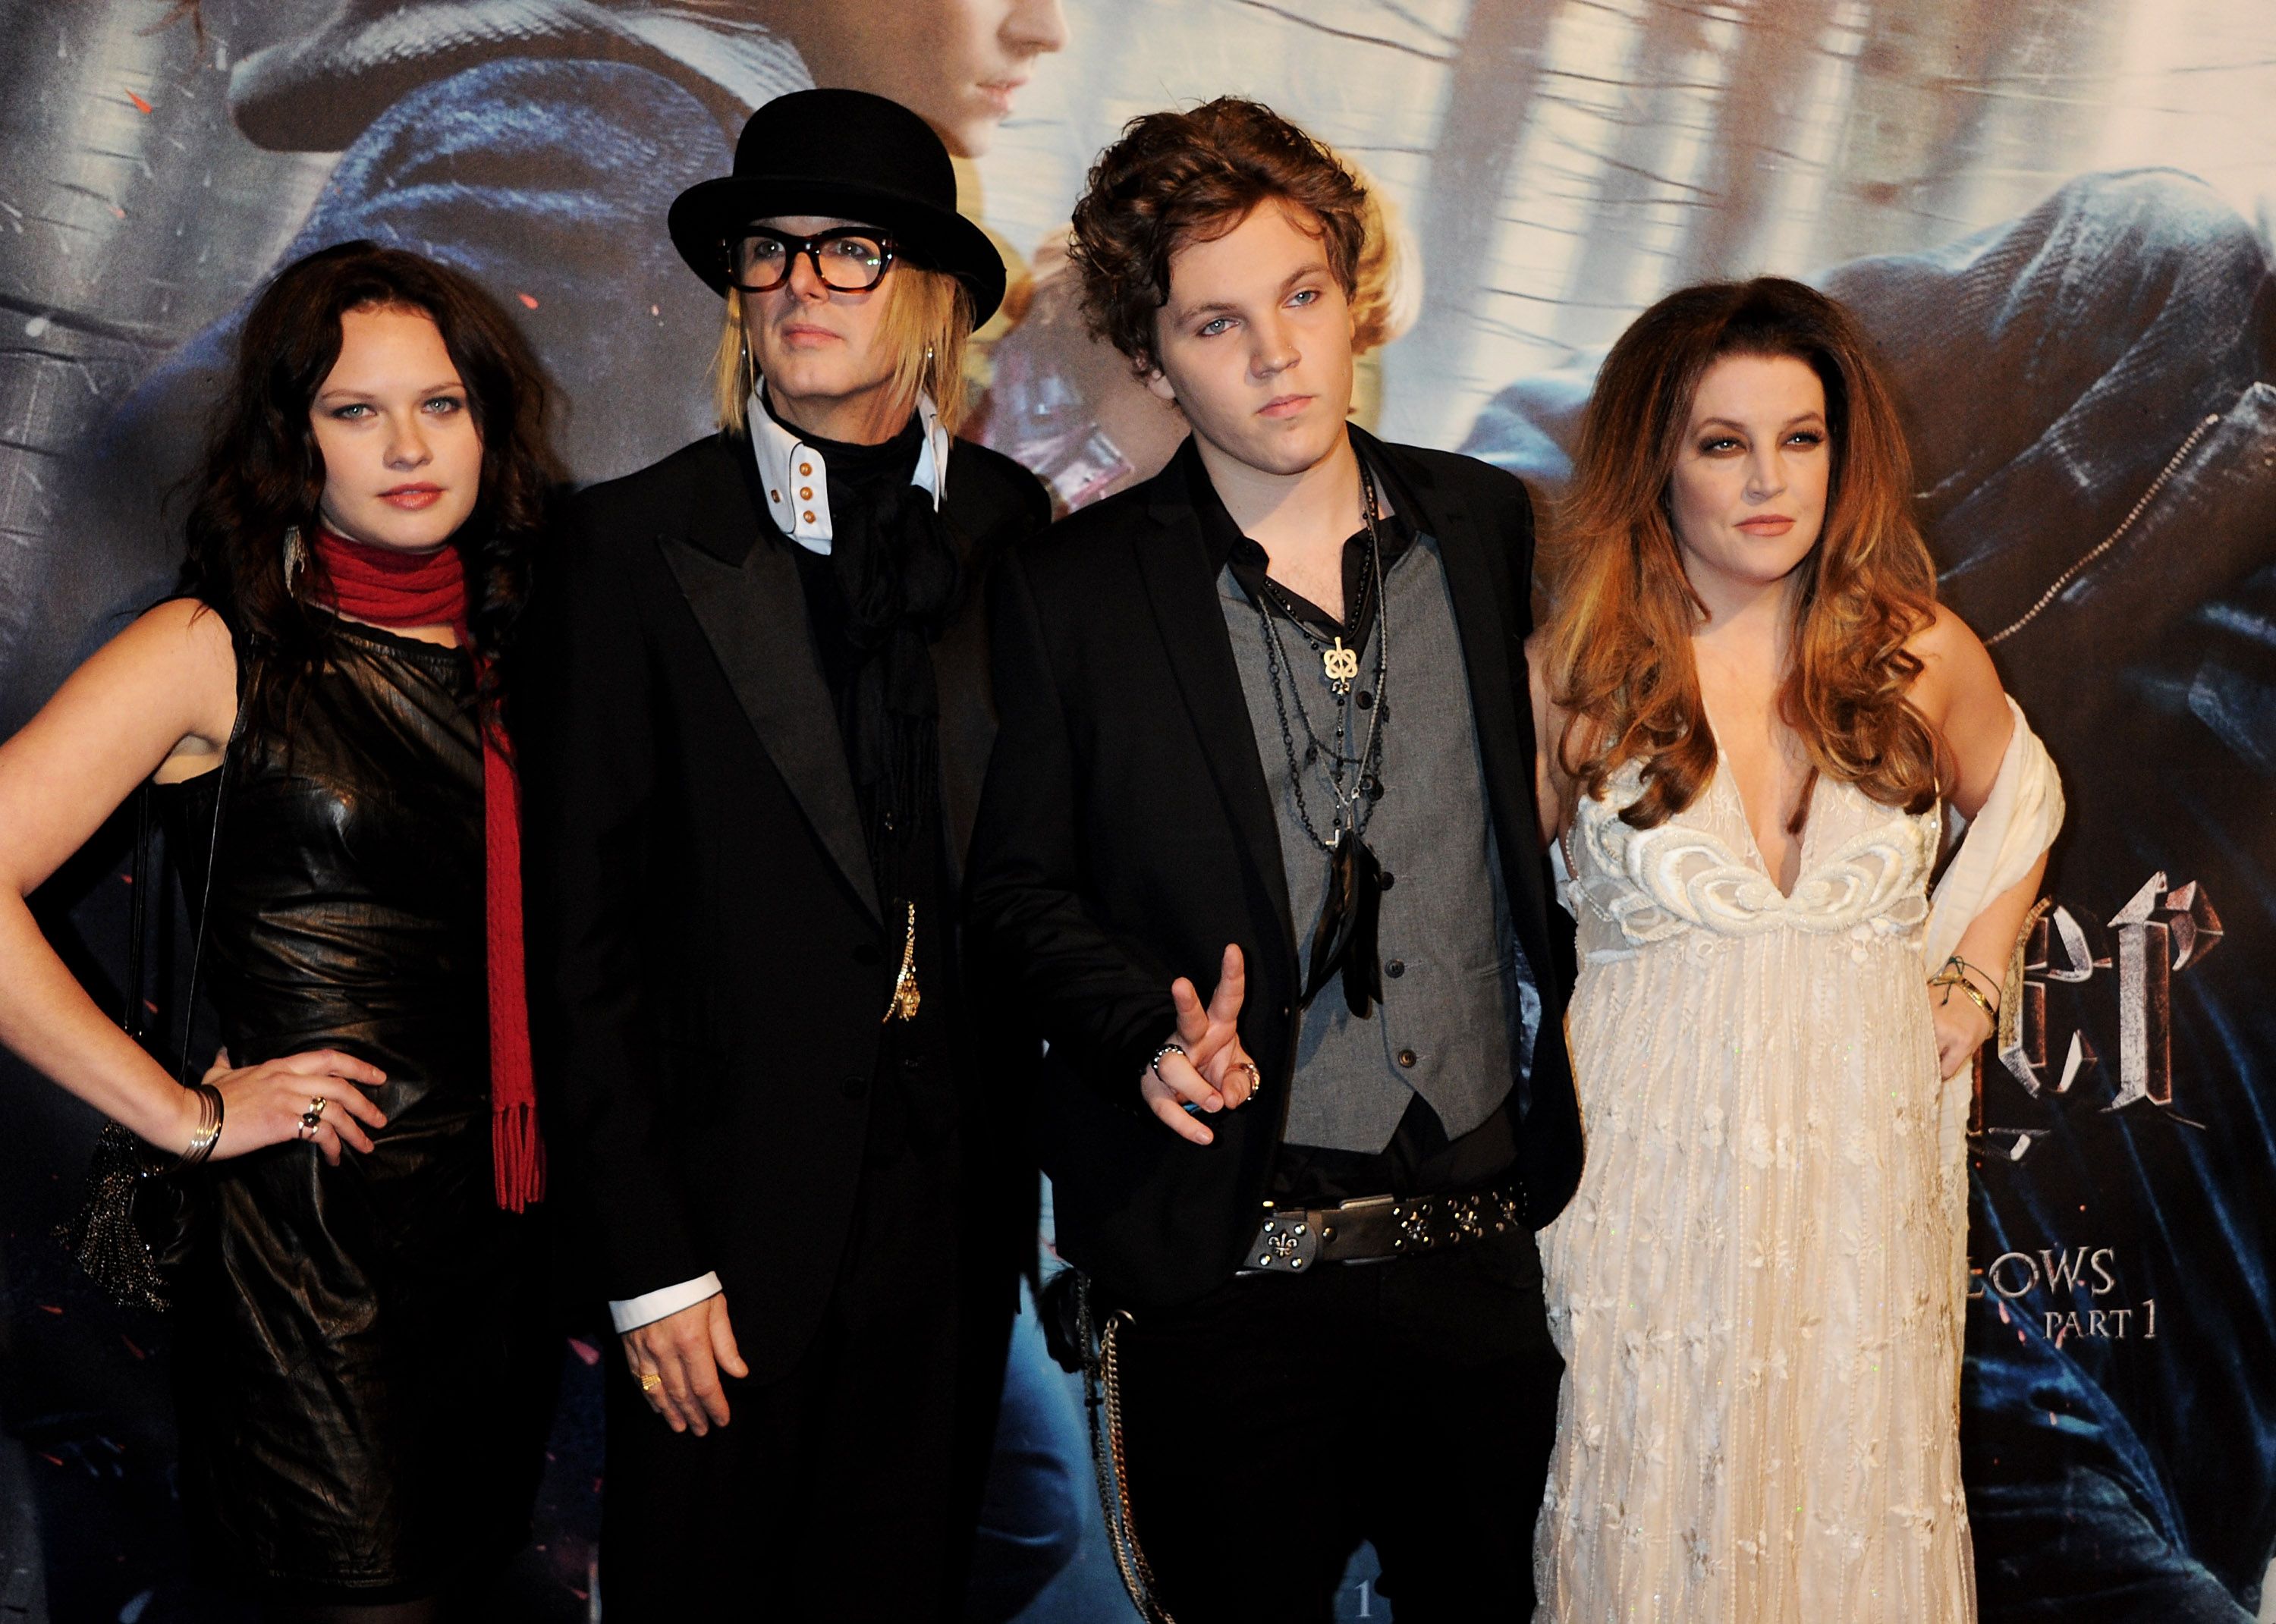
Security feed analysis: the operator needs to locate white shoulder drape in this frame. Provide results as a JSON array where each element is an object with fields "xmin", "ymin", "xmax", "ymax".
[{"xmin": 1925, "ymin": 696, "xmax": 2064, "ymax": 969}]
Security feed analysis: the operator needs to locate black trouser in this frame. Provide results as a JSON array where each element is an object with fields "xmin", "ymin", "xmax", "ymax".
[
  {"xmin": 1114, "ymin": 1226, "xmax": 1562, "ymax": 1623},
  {"xmin": 599, "ymin": 1117, "xmax": 973, "ymax": 1622}
]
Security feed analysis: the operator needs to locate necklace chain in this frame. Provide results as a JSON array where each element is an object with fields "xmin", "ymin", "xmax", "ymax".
[{"xmin": 1251, "ymin": 460, "xmax": 1391, "ymax": 855}]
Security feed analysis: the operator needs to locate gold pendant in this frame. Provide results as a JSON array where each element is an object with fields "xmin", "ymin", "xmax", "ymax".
[
  {"xmin": 884, "ymin": 900, "xmax": 921, "ymax": 1022},
  {"xmin": 1322, "ymin": 636, "xmax": 1359, "ymax": 696}
]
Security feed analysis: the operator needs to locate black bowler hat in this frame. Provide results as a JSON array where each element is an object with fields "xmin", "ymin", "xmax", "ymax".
[{"xmin": 668, "ymin": 89, "xmax": 1006, "ymax": 324}]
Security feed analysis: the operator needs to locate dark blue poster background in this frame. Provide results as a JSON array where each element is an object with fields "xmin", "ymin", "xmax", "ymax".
[{"xmin": 1, "ymin": 2, "xmax": 2271, "ymax": 1620}]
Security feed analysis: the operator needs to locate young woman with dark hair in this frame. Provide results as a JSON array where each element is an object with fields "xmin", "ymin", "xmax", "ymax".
[
  {"xmin": 0, "ymin": 240, "xmax": 559, "ymax": 1620},
  {"xmin": 1527, "ymin": 277, "xmax": 2064, "ymax": 1619}
]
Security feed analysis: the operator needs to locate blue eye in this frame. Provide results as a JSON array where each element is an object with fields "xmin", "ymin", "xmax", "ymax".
[
  {"xmin": 332, "ymin": 404, "xmax": 372, "ymax": 420},
  {"xmin": 425, "ymin": 395, "xmax": 465, "ymax": 414},
  {"xmin": 1199, "ymin": 317, "xmax": 1232, "ymax": 337},
  {"xmin": 1290, "ymin": 288, "xmax": 1318, "ymax": 306}
]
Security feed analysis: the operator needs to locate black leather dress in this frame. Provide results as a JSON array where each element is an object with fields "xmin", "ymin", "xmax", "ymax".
[{"xmin": 158, "ymin": 620, "xmax": 552, "ymax": 1603}]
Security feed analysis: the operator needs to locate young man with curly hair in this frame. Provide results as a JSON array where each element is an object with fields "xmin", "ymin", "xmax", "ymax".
[{"xmin": 968, "ymin": 97, "xmax": 1583, "ymax": 1620}]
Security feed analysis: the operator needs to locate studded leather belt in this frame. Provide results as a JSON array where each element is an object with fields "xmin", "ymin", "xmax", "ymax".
[{"xmin": 1236, "ymin": 1183, "xmax": 1528, "ymax": 1275}]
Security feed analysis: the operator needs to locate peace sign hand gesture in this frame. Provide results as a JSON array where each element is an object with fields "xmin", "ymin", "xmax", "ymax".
[{"xmin": 1138, "ymin": 944, "xmax": 1262, "ymax": 1145}]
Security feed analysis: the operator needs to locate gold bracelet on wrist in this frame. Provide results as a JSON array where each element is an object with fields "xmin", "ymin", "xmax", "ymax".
[{"xmin": 1930, "ymin": 965, "xmax": 1997, "ymax": 1026}]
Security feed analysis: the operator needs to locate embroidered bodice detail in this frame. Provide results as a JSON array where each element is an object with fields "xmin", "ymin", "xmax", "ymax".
[{"xmin": 1564, "ymin": 756, "xmax": 1940, "ymax": 952}]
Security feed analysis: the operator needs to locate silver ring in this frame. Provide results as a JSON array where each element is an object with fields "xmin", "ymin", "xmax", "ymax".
[
  {"xmin": 1152, "ymin": 1041, "xmax": 1207, "ymax": 1114},
  {"xmin": 1234, "ymin": 1060, "xmax": 1262, "ymax": 1099}
]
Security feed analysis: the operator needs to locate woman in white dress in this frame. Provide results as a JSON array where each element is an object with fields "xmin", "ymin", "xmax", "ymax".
[{"xmin": 1526, "ymin": 278, "xmax": 2062, "ymax": 1622}]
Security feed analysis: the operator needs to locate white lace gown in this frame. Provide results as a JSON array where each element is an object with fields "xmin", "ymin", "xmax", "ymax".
[{"xmin": 1533, "ymin": 756, "xmax": 1975, "ymax": 1622}]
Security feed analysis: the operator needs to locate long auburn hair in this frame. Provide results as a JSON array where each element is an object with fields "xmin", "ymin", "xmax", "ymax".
[
  {"xmin": 178, "ymin": 240, "xmax": 557, "ymax": 724},
  {"xmin": 1541, "ymin": 276, "xmax": 1940, "ymax": 831}
]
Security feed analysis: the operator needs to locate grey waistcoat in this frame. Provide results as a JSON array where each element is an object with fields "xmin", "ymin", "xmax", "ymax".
[{"xmin": 1218, "ymin": 534, "xmax": 1536, "ymax": 1154}]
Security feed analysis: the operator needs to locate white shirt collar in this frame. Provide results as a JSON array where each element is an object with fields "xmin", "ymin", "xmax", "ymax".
[{"xmin": 746, "ymin": 383, "xmax": 950, "ymax": 556}]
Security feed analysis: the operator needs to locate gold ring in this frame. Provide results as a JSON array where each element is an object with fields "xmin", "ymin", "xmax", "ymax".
[
  {"xmin": 638, "ymin": 1371, "xmax": 663, "ymax": 1394},
  {"xmin": 1235, "ymin": 1060, "xmax": 1262, "ymax": 1098}
]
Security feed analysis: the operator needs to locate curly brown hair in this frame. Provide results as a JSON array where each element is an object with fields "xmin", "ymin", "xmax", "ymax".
[
  {"xmin": 1067, "ymin": 97, "xmax": 1369, "ymax": 377},
  {"xmin": 1539, "ymin": 277, "xmax": 1941, "ymax": 831}
]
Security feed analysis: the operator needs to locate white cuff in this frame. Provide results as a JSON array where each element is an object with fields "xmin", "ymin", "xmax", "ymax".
[{"xmin": 608, "ymin": 1271, "xmax": 724, "ymax": 1334}]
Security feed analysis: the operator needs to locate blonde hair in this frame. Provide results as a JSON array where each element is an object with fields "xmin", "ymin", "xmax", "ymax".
[
  {"xmin": 1347, "ymin": 165, "xmax": 1420, "ymax": 355},
  {"xmin": 1340, "ymin": 152, "xmax": 1420, "ymax": 429},
  {"xmin": 712, "ymin": 265, "xmax": 975, "ymax": 435}
]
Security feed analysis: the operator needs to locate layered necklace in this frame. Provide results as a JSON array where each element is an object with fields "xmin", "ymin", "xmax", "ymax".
[{"xmin": 1248, "ymin": 459, "xmax": 1391, "ymax": 1018}]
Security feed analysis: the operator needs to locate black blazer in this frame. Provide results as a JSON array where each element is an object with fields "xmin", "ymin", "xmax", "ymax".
[
  {"xmin": 521, "ymin": 429, "xmax": 1050, "ymax": 1379},
  {"xmin": 967, "ymin": 428, "xmax": 1584, "ymax": 1308}
]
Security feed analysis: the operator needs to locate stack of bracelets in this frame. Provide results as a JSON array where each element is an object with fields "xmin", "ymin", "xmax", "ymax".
[
  {"xmin": 178, "ymin": 1081, "xmax": 225, "ymax": 1168},
  {"xmin": 1929, "ymin": 954, "xmax": 2001, "ymax": 1026}
]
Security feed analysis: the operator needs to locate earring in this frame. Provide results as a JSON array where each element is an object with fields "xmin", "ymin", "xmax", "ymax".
[{"xmin": 281, "ymin": 525, "xmax": 307, "ymax": 592}]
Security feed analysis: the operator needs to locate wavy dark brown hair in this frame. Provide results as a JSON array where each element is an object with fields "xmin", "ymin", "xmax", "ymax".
[
  {"xmin": 1540, "ymin": 277, "xmax": 1940, "ymax": 831},
  {"xmin": 1067, "ymin": 96, "xmax": 1369, "ymax": 377},
  {"xmin": 178, "ymin": 240, "xmax": 557, "ymax": 724}
]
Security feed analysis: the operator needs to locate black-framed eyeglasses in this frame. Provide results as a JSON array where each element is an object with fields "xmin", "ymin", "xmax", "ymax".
[{"xmin": 726, "ymin": 227, "xmax": 898, "ymax": 294}]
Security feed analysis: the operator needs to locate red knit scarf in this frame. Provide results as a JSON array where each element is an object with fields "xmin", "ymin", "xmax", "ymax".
[{"xmin": 313, "ymin": 528, "xmax": 543, "ymax": 1211}]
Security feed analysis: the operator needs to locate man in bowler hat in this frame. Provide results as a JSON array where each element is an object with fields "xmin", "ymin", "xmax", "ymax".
[{"xmin": 521, "ymin": 90, "xmax": 1052, "ymax": 1619}]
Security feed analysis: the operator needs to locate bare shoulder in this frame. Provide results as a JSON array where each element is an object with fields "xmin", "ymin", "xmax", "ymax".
[
  {"xmin": 64, "ymin": 598, "xmax": 238, "ymax": 758},
  {"xmin": 1904, "ymin": 602, "xmax": 2001, "ymax": 728},
  {"xmin": 1523, "ymin": 627, "xmax": 1562, "ymax": 729},
  {"xmin": 0, "ymin": 598, "xmax": 237, "ymax": 891},
  {"xmin": 121, "ymin": 596, "xmax": 235, "ymax": 664},
  {"xmin": 1906, "ymin": 601, "xmax": 2018, "ymax": 810},
  {"xmin": 1522, "ymin": 626, "xmax": 1576, "ymax": 840}
]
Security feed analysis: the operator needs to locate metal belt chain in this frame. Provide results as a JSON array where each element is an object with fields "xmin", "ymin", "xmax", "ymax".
[{"xmin": 1077, "ymin": 1274, "xmax": 1177, "ymax": 1624}]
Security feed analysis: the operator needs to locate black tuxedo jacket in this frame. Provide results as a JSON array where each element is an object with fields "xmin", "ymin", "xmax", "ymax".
[
  {"xmin": 968, "ymin": 428, "xmax": 1585, "ymax": 1308},
  {"xmin": 521, "ymin": 429, "xmax": 1050, "ymax": 1380}
]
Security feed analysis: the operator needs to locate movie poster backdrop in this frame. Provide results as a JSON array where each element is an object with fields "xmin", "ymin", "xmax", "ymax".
[{"xmin": 0, "ymin": 2, "xmax": 2271, "ymax": 1620}]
